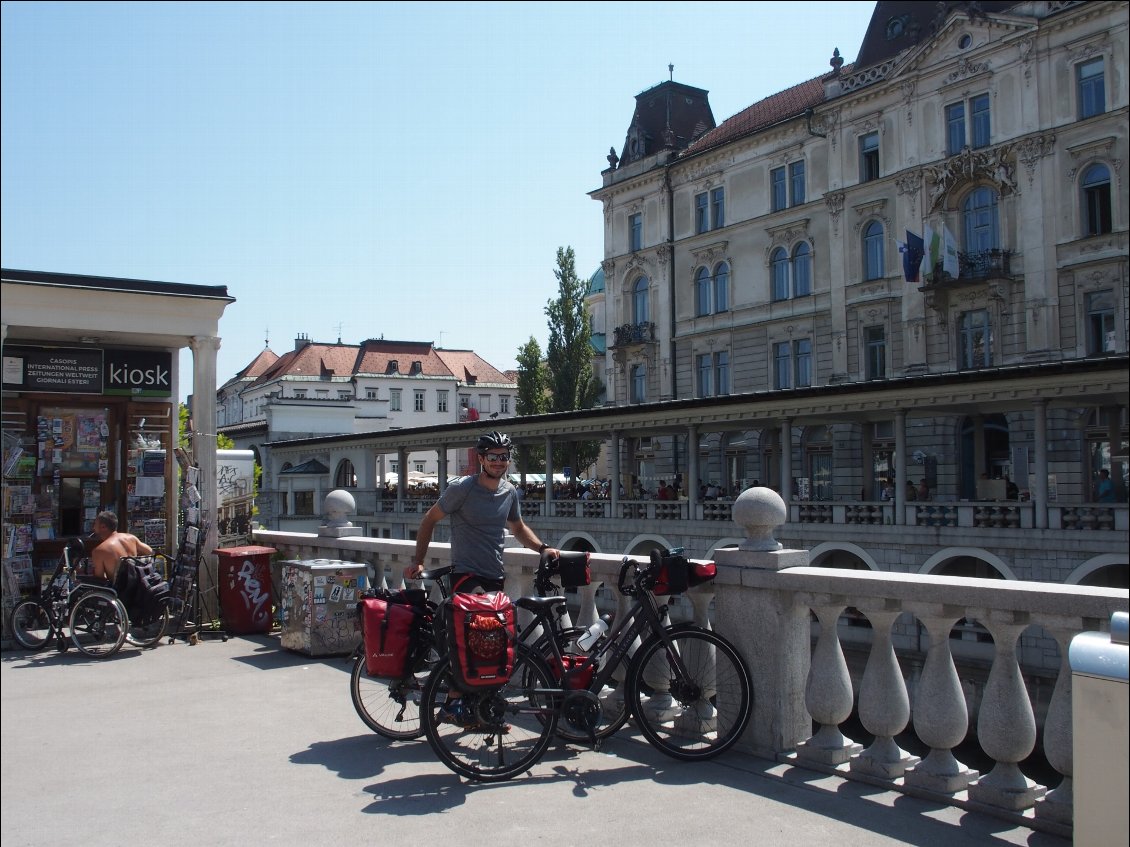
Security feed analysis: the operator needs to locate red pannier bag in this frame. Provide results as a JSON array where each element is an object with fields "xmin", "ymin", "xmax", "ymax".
[
  {"xmin": 649, "ymin": 549, "xmax": 716, "ymax": 595},
  {"xmin": 360, "ymin": 589, "xmax": 428, "ymax": 678},
  {"xmin": 445, "ymin": 591, "xmax": 517, "ymax": 691}
]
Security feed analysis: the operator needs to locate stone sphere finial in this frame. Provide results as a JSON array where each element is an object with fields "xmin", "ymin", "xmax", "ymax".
[
  {"xmin": 732, "ymin": 486, "xmax": 786, "ymax": 551},
  {"xmin": 322, "ymin": 489, "xmax": 356, "ymax": 528}
]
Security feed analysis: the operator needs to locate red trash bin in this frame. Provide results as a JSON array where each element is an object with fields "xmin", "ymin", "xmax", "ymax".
[{"xmin": 215, "ymin": 546, "xmax": 276, "ymax": 634}]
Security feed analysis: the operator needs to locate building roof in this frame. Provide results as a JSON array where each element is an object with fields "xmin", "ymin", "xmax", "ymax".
[
  {"xmin": 434, "ymin": 348, "xmax": 513, "ymax": 385},
  {"xmin": 2, "ymin": 267, "xmax": 232, "ymax": 301},
  {"xmin": 355, "ymin": 339, "xmax": 450, "ymax": 377},
  {"xmin": 855, "ymin": 1, "xmax": 1021, "ymax": 68}
]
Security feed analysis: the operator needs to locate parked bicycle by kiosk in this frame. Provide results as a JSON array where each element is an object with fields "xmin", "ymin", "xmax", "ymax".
[
  {"xmin": 10, "ymin": 538, "xmax": 129, "ymax": 658},
  {"xmin": 419, "ymin": 548, "xmax": 753, "ymax": 782}
]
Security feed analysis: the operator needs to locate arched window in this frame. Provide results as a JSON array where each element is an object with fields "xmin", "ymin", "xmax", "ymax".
[
  {"xmin": 714, "ymin": 262, "xmax": 729, "ymax": 312},
  {"xmin": 334, "ymin": 459, "xmax": 357, "ymax": 488},
  {"xmin": 863, "ymin": 221, "xmax": 884, "ymax": 281},
  {"xmin": 1082, "ymin": 164, "xmax": 1113, "ymax": 236},
  {"xmin": 632, "ymin": 276, "xmax": 650, "ymax": 324},
  {"xmin": 695, "ymin": 266, "xmax": 711, "ymax": 316},
  {"xmin": 793, "ymin": 243, "xmax": 812, "ymax": 296},
  {"xmin": 963, "ymin": 187, "xmax": 1000, "ymax": 253},
  {"xmin": 771, "ymin": 247, "xmax": 790, "ymax": 301}
]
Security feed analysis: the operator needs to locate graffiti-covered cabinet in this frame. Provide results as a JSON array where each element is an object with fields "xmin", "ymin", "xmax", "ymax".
[{"xmin": 278, "ymin": 559, "xmax": 367, "ymax": 656}]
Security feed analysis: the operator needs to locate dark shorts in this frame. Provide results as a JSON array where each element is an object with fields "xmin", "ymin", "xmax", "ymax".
[{"xmin": 450, "ymin": 572, "xmax": 505, "ymax": 594}]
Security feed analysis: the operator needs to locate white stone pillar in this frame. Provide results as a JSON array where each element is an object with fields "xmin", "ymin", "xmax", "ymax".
[
  {"xmin": 190, "ymin": 335, "xmax": 221, "ymax": 599},
  {"xmin": 544, "ymin": 436, "xmax": 554, "ymax": 505},
  {"xmin": 610, "ymin": 431, "xmax": 621, "ymax": 512},
  {"xmin": 687, "ymin": 424, "xmax": 699, "ymax": 517},
  {"xmin": 895, "ymin": 410, "xmax": 907, "ymax": 525},
  {"xmin": 780, "ymin": 419, "xmax": 792, "ymax": 499}
]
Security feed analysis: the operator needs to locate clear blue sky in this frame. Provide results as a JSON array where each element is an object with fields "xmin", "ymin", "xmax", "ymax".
[{"xmin": 1, "ymin": 1, "xmax": 876, "ymax": 401}]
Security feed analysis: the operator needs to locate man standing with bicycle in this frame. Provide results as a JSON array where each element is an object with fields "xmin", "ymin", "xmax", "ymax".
[{"xmin": 403, "ymin": 431, "xmax": 556, "ymax": 724}]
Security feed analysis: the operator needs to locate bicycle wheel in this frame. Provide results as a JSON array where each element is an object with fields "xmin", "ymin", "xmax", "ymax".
[
  {"xmin": 531, "ymin": 628, "xmax": 630, "ymax": 744},
  {"xmin": 126, "ymin": 601, "xmax": 170, "ymax": 649},
  {"xmin": 69, "ymin": 593, "xmax": 128, "ymax": 658},
  {"xmin": 350, "ymin": 653, "xmax": 432, "ymax": 740},
  {"xmin": 11, "ymin": 600, "xmax": 52, "ymax": 651},
  {"xmin": 627, "ymin": 627, "xmax": 752, "ymax": 761},
  {"xmin": 421, "ymin": 646, "xmax": 557, "ymax": 782}
]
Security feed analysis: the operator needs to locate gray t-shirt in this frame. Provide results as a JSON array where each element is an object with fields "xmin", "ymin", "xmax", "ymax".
[{"xmin": 436, "ymin": 474, "xmax": 520, "ymax": 580}]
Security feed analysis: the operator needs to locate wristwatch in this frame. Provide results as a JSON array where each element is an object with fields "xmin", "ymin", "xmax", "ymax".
[{"xmin": 538, "ymin": 543, "xmax": 549, "ymax": 553}]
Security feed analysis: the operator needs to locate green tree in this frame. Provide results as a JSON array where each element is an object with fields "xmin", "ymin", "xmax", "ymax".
[
  {"xmin": 515, "ymin": 337, "xmax": 548, "ymax": 475},
  {"xmin": 543, "ymin": 246, "xmax": 603, "ymax": 478}
]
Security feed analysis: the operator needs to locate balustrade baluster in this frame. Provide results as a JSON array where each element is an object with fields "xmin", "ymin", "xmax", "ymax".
[
  {"xmin": 904, "ymin": 610, "xmax": 979, "ymax": 793},
  {"xmin": 852, "ymin": 608, "xmax": 919, "ymax": 778},
  {"xmin": 968, "ymin": 614, "xmax": 1046, "ymax": 811},
  {"xmin": 798, "ymin": 603, "xmax": 862, "ymax": 765},
  {"xmin": 1034, "ymin": 625, "xmax": 1075, "ymax": 827}
]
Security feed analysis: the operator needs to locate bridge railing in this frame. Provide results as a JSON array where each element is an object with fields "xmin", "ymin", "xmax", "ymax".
[{"xmin": 253, "ymin": 488, "xmax": 1128, "ymax": 838}]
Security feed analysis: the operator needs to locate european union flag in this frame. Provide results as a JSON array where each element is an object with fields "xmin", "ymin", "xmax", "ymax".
[{"xmin": 901, "ymin": 230, "xmax": 924, "ymax": 283}]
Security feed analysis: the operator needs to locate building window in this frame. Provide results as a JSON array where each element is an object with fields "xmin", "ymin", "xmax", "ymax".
[
  {"xmin": 711, "ymin": 187, "xmax": 725, "ymax": 229},
  {"xmin": 771, "ymin": 248, "xmax": 790, "ymax": 301},
  {"xmin": 863, "ymin": 221, "xmax": 885, "ymax": 280},
  {"xmin": 792, "ymin": 244, "xmax": 812, "ymax": 297},
  {"xmin": 414, "ymin": 462, "xmax": 426, "ymax": 474},
  {"xmin": 946, "ymin": 95, "xmax": 990, "ymax": 154},
  {"xmin": 478, "ymin": 394, "xmax": 490, "ymax": 414},
  {"xmin": 865, "ymin": 326, "xmax": 886, "ymax": 380},
  {"xmin": 338, "ymin": 390, "xmax": 351, "ymax": 400},
  {"xmin": 771, "ymin": 167, "xmax": 787, "ymax": 212},
  {"xmin": 958, "ymin": 310, "xmax": 992, "ymax": 369},
  {"xmin": 316, "ymin": 389, "xmax": 329, "ymax": 399},
  {"xmin": 696, "ymin": 351, "xmax": 729, "ymax": 397},
  {"xmin": 365, "ymin": 388, "xmax": 378, "ymax": 400},
  {"xmin": 697, "ymin": 353, "xmax": 712, "ymax": 397},
  {"xmin": 774, "ymin": 339, "xmax": 812, "ymax": 389},
  {"xmin": 390, "ymin": 388, "xmax": 402, "ymax": 411},
  {"xmin": 294, "ymin": 390, "xmax": 307, "ymax": 398},
  {"xmin": 334, "ymin": 459, "xmax": 357, "ymax": 488},
  {"xmin": 693, "ymin": 262, "xmax": 731, "ymax": 317},
  {"xmin": 695, "ymin": 266, "xmax": 711, "ymax": 316},
  {"xmin": 499, "ymin": 395, "xmax": 510, "ymax": 414},
  {"xmin": 860, "ymin": 132, "xmax": 880, "ymax": 182},
  {"xmin": 414, "ymin": 390, "xmax": 425, "ymax": 412},
  {"xmin": 695, "ymin": 193, "xmax": 709, "ymax": 234},
  {"xmin": 437, "ymin": 390, "xmax": 448, "ymax": 413},
  {"xmin": 294, "ymin": 491, "xmax": 314, "ymax": 515},
  {"xmin": 1082, "ymin": 164, "xmax": 1113, "ymax": 236},
  {"xmin": 1086, "ymin": 290, "xmax": 1116, "ymax": 355},
  {"xmin": 629, "ymin": 213, "xmax": 642, "ymax": 252},
  {"xmin": 1078, "ymin": 57, "xmax": 1105, "ymax": 119},
  {"xmin": 713, "ymin": 262, "xmax": 729, "ymax": 312},
  {"xmin": 632, "ymin": 276, "xmax": 650, "ymax": 324},
  {"xmin": 970, "ymin": 94, "xmax": 990, "ymax": 148},
  {"xmin": 963, "ymin": 187, "xmax": 1000, "ymax": 253},
  {"xmin": 630, "ymin": 364, "xmax": 646, "ymax": 403},
  {"xmin": 789, "ymin": 161, "xmax": 806, "ymax": 205},
  {"xmin": 714, "ymin": 350, "xmax": 729, "ymax": 395}
]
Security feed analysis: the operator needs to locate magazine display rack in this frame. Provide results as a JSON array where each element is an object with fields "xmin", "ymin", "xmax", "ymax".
[{"xmin": 168, "ymin": 452, "xmax": 226, "ymax": 643}]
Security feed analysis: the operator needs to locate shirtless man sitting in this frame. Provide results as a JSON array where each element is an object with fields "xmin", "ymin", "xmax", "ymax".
[{"xmin": 90, "ymin": 510, "xmax": 152, "ymax": 583}]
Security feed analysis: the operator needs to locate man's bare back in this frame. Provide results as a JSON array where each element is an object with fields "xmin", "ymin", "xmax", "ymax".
[{"xmin": 90, "ymin": 511, "xmax": 152, "ymax": 582}]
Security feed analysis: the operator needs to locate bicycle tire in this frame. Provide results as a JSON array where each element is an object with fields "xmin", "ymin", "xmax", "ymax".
[
  {"xmin": 350, "ymin": 653, "xmax": 431, "ymax": 740},
  {"xmin": 530, "ymin": 627, "xmax": 630, "ymax": 744},
  {"xmin": 627, "ymin": 627, "xmax": 752, "ymax": 761},
  {"xmin": 421, "ymin": 645, "xmax": 557, "ymax": 782},
  {"xmin": 11, "ymin": 599, "xmax": 52, "ymax": 651},
  {"xmin": 69, "ymin": 593, "xmax": 128, "ymax": 658}
]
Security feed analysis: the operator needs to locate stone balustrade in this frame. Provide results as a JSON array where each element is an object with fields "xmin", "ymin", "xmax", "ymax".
[{"xmin": 254, "ymin": 486, "xmax": 1128, "ymax": 838}]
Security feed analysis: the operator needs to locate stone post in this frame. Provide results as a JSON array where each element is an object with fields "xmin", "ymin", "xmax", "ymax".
[{"xmin": 713, "ymin": 486, "xmax": 811, "ymax": 758}]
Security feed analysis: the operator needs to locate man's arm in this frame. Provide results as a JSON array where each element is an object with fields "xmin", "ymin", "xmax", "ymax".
[
  {"xmin": 507, "ymin": 518, "xmax": 556, "ymax": 558},
  {"xmin": 405, "ymin": 503, "xmax": 446, "ymax": 578}
]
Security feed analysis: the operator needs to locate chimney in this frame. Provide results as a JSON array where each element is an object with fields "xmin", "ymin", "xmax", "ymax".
[{"xmin": 295, "ymin": 333, "xmax": 311, "ymax": 351}]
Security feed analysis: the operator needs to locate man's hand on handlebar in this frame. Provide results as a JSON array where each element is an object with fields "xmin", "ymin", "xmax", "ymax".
[{"xmin": 403, "ymin": 562, "xmax": 424, "ymax": 580}]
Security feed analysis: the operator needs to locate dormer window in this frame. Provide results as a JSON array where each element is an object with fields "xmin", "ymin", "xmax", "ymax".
[
  {"xmin": 410, "ymin": 360, "xmax": 422, "ymax": 375},
  {"xmin": 386, "ymin": 360, "xmax": 398, "ymax": 374}
]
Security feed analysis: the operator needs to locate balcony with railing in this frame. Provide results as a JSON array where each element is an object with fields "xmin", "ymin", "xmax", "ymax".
[{"xmin": 611, "ymin": 321, "xmax": 657, "ymax": 347}]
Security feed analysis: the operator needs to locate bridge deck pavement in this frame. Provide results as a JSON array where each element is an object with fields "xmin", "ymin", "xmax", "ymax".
[{"xmin": 1, "ymin": 633, "xmax": 1068, "ymax": 847}]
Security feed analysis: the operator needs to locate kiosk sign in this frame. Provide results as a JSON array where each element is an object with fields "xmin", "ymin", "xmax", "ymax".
[
  {"xmin": 2, "ymin": 347, "xmax": 103, "ymax": 394},
  {"xmin": 103, "ymin": 349, "xmax": 172, "ymax": 397}
]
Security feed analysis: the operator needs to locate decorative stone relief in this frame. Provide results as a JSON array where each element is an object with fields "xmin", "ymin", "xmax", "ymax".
[
  {"xmin": 924, "ymin": 143, "xmax": 1018, "ymax": 211},
  {"xmin": 825, "ymin": 191, "xmax": 845, "ymax": 235},
  {"xmin": 944, "ymin": 56, "xmax": 991, "ymax": 84},
  {"xmin": 1015, "ymin": 134, "xmax": 1056, "ymax": 184}
]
